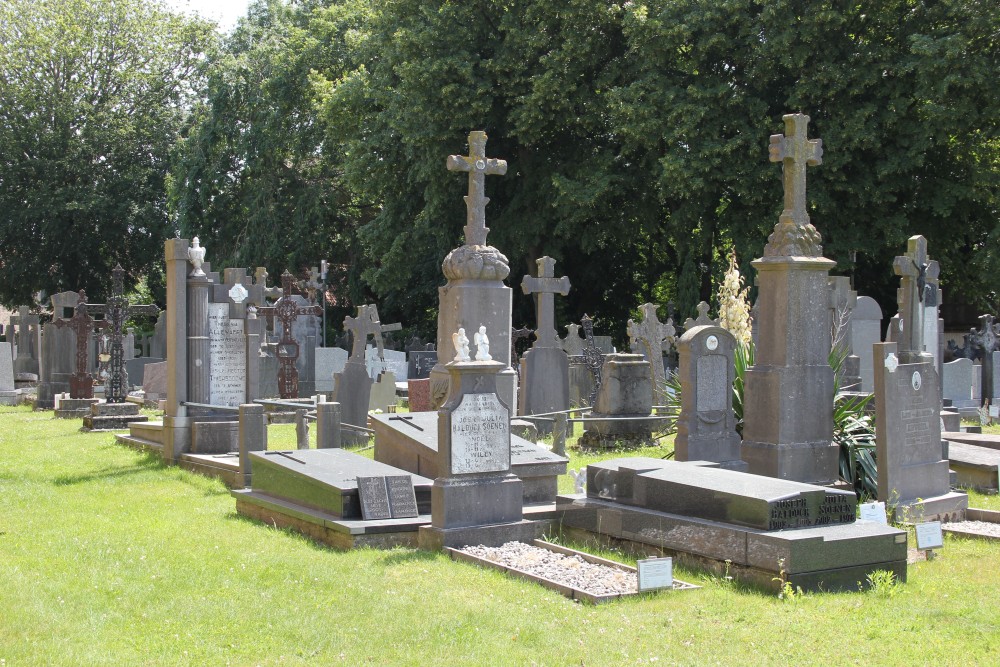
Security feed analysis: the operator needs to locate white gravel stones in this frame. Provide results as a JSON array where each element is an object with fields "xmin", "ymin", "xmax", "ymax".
[
  {"xmin": 460, "ymin": 541, "xmax": 637, "ymax": 596},
  {"xmin": 943, "ymin": 520, "xmax": 1000, "ymax": 538}
]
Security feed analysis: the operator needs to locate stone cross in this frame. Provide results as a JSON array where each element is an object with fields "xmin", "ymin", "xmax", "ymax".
[
  {"xmin": 261, "ymin": 271, "xmax": 322, "ymax": 399},
  {"xmin": 521, "ymin": 256, "xmax": 571, "ymax": 349},
  {"xmin": 53, "ymin": 290, "xmax": 107, "ymax": 399},
  {"xmin": 580, "ymin": 314, "xmax": 603, "ymax": 406},
  {"xmin": 683, "ymin": 302, "xmax": 716, "ymax": 330},
  {"xmin": 628, "ymin": 303, "xmax": 674, "ymax": 387},
  {"xmin": 765, "ymin": 113, "xmax": 824, "ymax": 257},
  {"xmin": 447, "ymin": 130, "xmax": 508, "ymax": 246},
  {"xmin": 344, "ymin": 304, "xmax": 401, "ymax": 363},
  {"xmin": 892, "ymin": 235, "xmax": 939, "ymax": 362},
  {"xmin": 84, "ymin": 265, "xmax": 160, "ymax": 403}
]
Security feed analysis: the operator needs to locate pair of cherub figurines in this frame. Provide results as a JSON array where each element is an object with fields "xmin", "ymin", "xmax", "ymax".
[{"xmin": 452, "ymin": 325, "xmax": 491, "ymax": 362}]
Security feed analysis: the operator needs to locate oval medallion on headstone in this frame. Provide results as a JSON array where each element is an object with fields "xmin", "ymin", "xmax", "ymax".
[
  {"xmin": 706, "ymin": 335, "xmax": 718, "ymax": 351},
  {"xmin": 912, "ymin": 371, "xmax": 922, "ymax": 391},
  {"xmin": 898, "ymin": 319, "xmax": 904, "ymax": 332},
  {"xmin": 475, "ymin": 159, "xmax": 486, "ymax": 170},
  {"xmin": 229, "ymin": 283, "xmax": 249, "ymax": 304}
]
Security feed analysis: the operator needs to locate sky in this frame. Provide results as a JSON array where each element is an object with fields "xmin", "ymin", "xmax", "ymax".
[{"xmin": 162, "ymin": 0, "xmax": 253, "ymax": 32}]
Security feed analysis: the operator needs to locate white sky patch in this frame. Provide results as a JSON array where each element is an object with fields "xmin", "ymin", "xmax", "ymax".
[{"xmin": 162, "ymin": 0, "xmax": 252, "ymax": 32}]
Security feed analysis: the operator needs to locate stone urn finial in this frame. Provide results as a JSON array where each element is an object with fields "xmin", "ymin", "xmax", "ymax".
[{"xmin": 187, "ymin": 236, "xmax": 207, "ymax": 277}]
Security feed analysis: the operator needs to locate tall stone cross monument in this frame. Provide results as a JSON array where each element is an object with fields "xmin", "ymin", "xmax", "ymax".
[
  {"xmin": 54, "ymin": 291, "xmax": 107, "ymax": 399},
  {"xmin": 741, "ymin": 113, "xmax": 839, "ymax": 484},
  {"xmin": 518, "ymin": 256, "xmax": 571, "ymax": 422},
  {"xmin": 892, "ymin": 235, "xmax": 939, "ymax": 365},
  {"xmin": 431, "ymin": 131, "xmax": 517, "ymax": 413}
]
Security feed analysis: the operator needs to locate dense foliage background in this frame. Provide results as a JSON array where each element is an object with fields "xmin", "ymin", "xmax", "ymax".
[{"xmin": 2, "ymin": 0, "xmax": 998, "ymax": 342}]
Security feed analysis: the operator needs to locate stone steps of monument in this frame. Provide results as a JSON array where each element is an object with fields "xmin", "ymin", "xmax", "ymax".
[
  {"xmin": 84, "ymin": 414, "xmax": 150, "ymax": 431},
  {"xmin": 115, "ymin": 433, "xmax": 164, "ymax": 454},
  {"xmin": 129, "ymin": 420, "xmax": 164, "ymax": 442}
]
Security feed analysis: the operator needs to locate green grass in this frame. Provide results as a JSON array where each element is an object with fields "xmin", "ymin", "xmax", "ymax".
[{"xmin": 3, "ymin": 405, "xmax": 1000, "ymax": 665}]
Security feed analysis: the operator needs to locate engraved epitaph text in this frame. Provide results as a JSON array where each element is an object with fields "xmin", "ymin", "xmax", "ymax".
[
  {"xmin": 208, "ymin": 302, "xmax": 246, "ymax": 406},
  {"xmin": 450, "ymin": 393, "xmax": 510, "ymax": 474}
]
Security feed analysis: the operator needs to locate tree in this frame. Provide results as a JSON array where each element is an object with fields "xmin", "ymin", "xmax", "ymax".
[
  {"xmin": 170, "ymin": 0, "xmax": 369, "ymax": 318},
  {"xmin": 0, "ymin": 0, "xmax": 215, "ymax": 307}
]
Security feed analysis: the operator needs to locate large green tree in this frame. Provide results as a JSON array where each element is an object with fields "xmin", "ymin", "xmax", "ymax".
[
  {"xmin": 171, "ymin": 0, "xmax": 369, "ymax": 318},
  {"xmin": 0, "ymin": 0, "xmax": 215, "ymax": 307}
]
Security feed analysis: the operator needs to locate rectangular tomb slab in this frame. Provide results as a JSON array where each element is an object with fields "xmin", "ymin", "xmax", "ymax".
[
  {"xmin": 250, "ymin": 448, "xmax": 432, "ymax": 519},
  {"xmin": 371, "ymin": 411, "xmax": 567, "ymax": 503},
  {"xmin": 586, "ymin": 458, "xmax": 856, "ymax": 531}
]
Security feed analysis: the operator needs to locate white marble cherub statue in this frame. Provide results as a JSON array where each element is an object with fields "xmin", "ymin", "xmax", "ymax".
[
  {"xmin": 187, "ymin": 236, "xmax": 206, "ymax": 276},
  {"xmin": 474, "ymin": 324, "xmax": 491, "ymax": 361},
  {"xmin": 452, "ymin": 327, "xmax": 471, "ymax": 362}
]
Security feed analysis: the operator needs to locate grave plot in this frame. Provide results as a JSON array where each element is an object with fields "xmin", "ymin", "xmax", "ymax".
[{"xmin": 557, "ymin": 458, "xmax": 908, "ymax": 593}]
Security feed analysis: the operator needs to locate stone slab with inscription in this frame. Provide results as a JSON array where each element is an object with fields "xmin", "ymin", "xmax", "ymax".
[
  {"xmin": 370, "ymin": 411, "xmax": 567, "ymax": 503},
  {"xmin": 449, "ymin": 392, "xmax": 510, "ymax": 474},
  {"xmin": 357, "ymin": 474, "xmax": 420, "ymax": 520},
  {"xmin": 586, "ymin": 458, "xmax": 855, "ymax": 531},
  {"xmin": 208, "ymin": 302, "xmax": 247, "ymax": 406},
  {"xmin": 248, "ymin": 448, "xmax": 432, "ymax": 519}
]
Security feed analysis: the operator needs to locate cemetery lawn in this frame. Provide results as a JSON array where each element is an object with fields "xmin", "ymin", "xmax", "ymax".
[{"xmin": 3, "ymin": 406, "xmax": 1000, "ymax": 666}]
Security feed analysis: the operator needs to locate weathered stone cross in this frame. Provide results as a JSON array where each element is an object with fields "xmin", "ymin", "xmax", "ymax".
[
  {"xmin": 447, "ymin": 130, "xmax": 508, "ymax": 246},
  {"xmin": 628, "ymin": 303, "xmax": 674, "ymax": 388},
  {"xmin": 769, "ymin": 113, "xmax": 823, "ymax": 229},
  {"xmin": 344, "ymin": 304, "xmax": 401, "ymax": 363},
  {"xmin": 521, "ymin": 256, "xmax": 571, "ymax": 348},
  {"xmin": 54, "ymin": 290, "xmax": 107, "ymax": 399},
  {"xmin": 263, "ymin": 271, "xmax": 322, "ymax": 399},
  {"xmin": 892, "ymin": 235, "xmax": 939, "ymax": 362}
]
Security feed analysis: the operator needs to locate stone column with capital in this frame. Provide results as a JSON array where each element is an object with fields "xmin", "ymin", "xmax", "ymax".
[
  {"xmin": 163, "ymin": 237, "xmax": 192, "ymax": 463},
  {"xmin": 741, "ymin": 114, "xmax": 839, "ymax": 484}
]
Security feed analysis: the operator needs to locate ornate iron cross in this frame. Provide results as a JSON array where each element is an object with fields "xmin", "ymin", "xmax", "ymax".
[
  {"xmin": 581, "ymin": 314, "xmax": 603, "ymax": 407},
  {"xmin": 259, "ymin": 271, "xmax": 323, "ymax": 399},
  {"xmin": 447, "ymin": 130, "xmax": 508, "ymax": 246}
]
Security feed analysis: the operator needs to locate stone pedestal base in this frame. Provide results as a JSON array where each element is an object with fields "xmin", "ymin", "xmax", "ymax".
[
  {"xmin": 741, "ymin": 439, "xmax": 840, "ymax": 484},
  {"xmin": 579, "ymin": 414, "xmax": 659, "ymax": 449},
  {"xmin": 418, "ymin": 520, "xmax": 539, "ymax": 551},
  {"xmin": 0, "ymin": 390, "xmax": 21, "ymax": 406},
  {"xmin": 83, "ymin": 402, "xmax": 149, "ymax": 431},
  {"xmin": 676, "ymin": 430, "xmax": 747, "ymax": 472},
  {"xmin": 431, "ymin": 474, "xmax": 523, "ymax": 529},
  {"xmin": 55, "ymin": 397, "xmax": 99, "ymax": 418},
  {"xmin": 518, "ymin": 347, "xmax": 569, "ymax": 432}
]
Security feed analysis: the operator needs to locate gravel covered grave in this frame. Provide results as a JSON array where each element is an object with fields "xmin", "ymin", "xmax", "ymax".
[
  {"xmin": 943, "ymin": 520, "xmax": 1000, "ymax": 538},
  {"xmin": 460, "ymin": 542, "xmax": 637, "ymax": 596}
]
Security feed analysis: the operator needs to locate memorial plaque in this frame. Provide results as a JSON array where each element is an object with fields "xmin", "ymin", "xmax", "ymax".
[
  {"xmin": 858, "ymin": 501, "xmax": 888, "ymax": 525},
  {"xmin": 696, "ymin": 355, "xmax": 727, "ymax": 412},
  {"xmin": 208, "ymin": 302, "xmax": 246, "ymax": 406},
  {"xmin": 637, "ymin": 557, "xmax": 673, "ymax": 592},
  {"xmin": 386, "ymin": 475, "xmax": 419, "ymax": 518},
  {"xmin": 915, "ymin": 521, "xmax": 944, "ymax": 550},
  {"xmin": 450, "ymin": 392, "xmax": 510, "ymax": 474},
  {"xmin": 356, "ymin": 475, "xmax": 392, "ymax": 520}
]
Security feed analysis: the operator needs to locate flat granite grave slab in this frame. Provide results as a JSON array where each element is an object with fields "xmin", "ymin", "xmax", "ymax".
[
  {"xmin": 587, "ymin": 458, "xmax": 856, "ymax": 531},
  {"xmin": 234, "ymin": 448, "xmax": 434, "ymax": 549},
  {"xmin": 560, "ymin": 457, "xmax": 904, "ymax": 592},
  {"xmin": 942, "ymin": 431, "xmax": 1000, "ymax": 451},
  {"xmin": 370, "ymin": 411, "xmax": 567, "ymax": 503},
  {"xmin": 946, "ymin": 441, "xmax": 1000, "ymax": 492},
  {"xmin": 247, "ymin": 448, "xmax": 433, "ymax": 519}
]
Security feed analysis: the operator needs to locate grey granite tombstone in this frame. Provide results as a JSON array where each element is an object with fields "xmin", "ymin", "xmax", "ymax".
[
  {"xmin": 741, "ymin": 114, "xmax": 838, "ymax": 484},
  {"xmin": 366, "ymin": 346, "xmax": 407, "ymax": 381},
  {"xmin": 407, "ymin": 349, "xmax": 438, "ymax": 380},
  {"xmin": 851, "ymin": 296, "xmax": 883, "ymax": 392},
  {"xmin": 518, "ymin": 256, "xmax": 571, "ymax": 427},
  {"xmin": 150, "ymin": 311, "xmax": 167, "ymax": 360},
  {"xmin": 11, "ymin": 305, "xmax": 40, "ymax": 378},
  {"xmin": 418, "ymin": 359, "xmax": 537, "ymax": 550},
  {"xmin": 560, "ymin": 324, "xmax": 584, "ymax": 356},
  {"xmin": 675, "ymin": 322, "xmax": 746, "ymax": 471},
  {"xmin": 0, "ymin": 342, "xmax": 19, "ymax": 405},
  {"xmin": 142, "ymin": 361, "xmax": 167, "ymax": 402},
  {"xmin": 942, "ymin": 358, "xmax": 976, "ymax": 410},
  {"xmin": 429, "ymin": 131, "xmax": 517, "ymax": 413},
  {"xmin": 314, "ymin": 347, "xmax": 348, "ymax": 392},
  {"xmin": 332, "ymin": 305, "xmax": 398, "ymax": 442},
  {"xmin": 36, "ymin": 291, "xmax": 85, "ymax": 408},
  {"xmin": 873, "ymin": 342, "xmax": 967, "ymax": 522}
]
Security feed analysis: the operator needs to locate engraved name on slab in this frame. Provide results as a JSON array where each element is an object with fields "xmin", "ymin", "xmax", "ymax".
[
  {"xmin": 450, "ymin": 392, "xmax": 510, "ymax": 474},
  {"xmin": 208, "ymin": 302, "xmax": 246, "ymax": 406}
]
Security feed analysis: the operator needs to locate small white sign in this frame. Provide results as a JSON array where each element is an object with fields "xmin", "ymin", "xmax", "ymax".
[
  {"xmin": 858, "ymin": 501, "xmax": 888, "ymax": 525},
  {"xmin": 915, "ymin": 521, "xmax": 944, "ymax": 550},
  {"xmin": 990, "ymin": 406, "xmax": 999, "ymax": 418},
  {"xmin": 637, "ymin": 557, "xmax": 673, "ymax": 592},
  {"xmin": 229, "ymin": 283, "xmax": 249, "ymax": 304}
]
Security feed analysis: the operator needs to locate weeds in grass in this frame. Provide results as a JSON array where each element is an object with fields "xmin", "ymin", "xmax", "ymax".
[
  {"xmin": 773, "ymin": 558, "xmax": 806, "ymax": 601},
  {"xmin": 861, "ymin": 570, "xmax": 900, "ymax": 598}
]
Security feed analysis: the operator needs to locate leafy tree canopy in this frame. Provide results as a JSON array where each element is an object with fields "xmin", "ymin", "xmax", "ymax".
[{"xmin": 0, "ymin": 0, "xmax": 216, "ymax": 307}]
